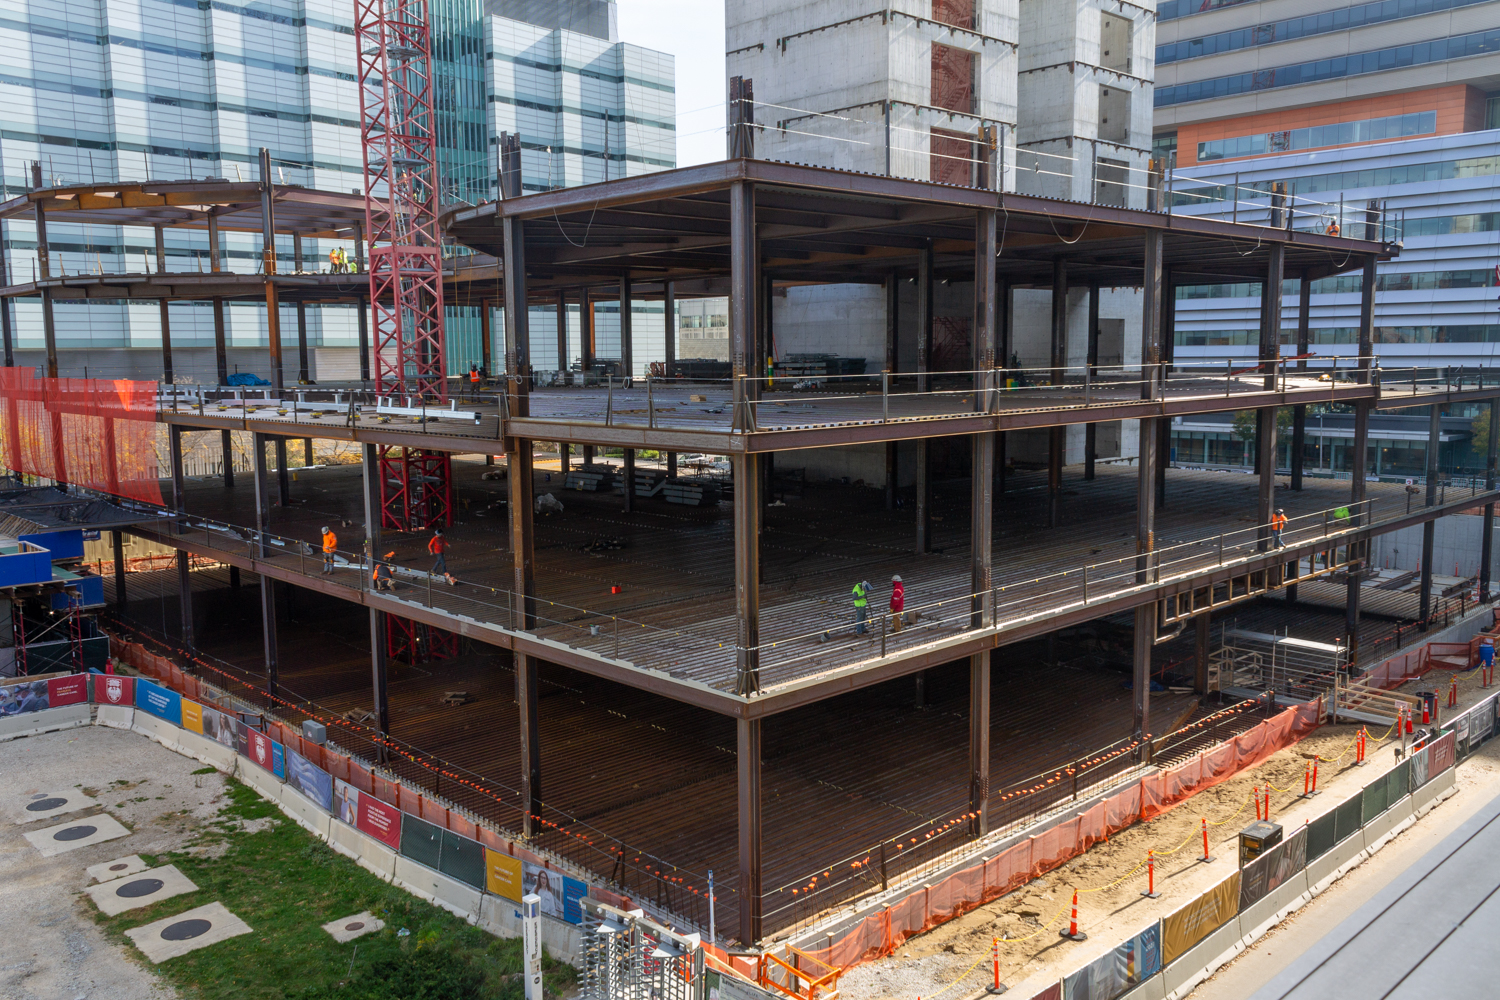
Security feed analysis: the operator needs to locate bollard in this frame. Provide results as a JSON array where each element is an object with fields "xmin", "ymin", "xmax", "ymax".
[
  {"xmin": 1142, "ymin": 850, "xmax": 1160, "ymax": 899},
  {"xmin": 1310, "ymin": 758, "xmax": 1320, "ymax": 796},
  {"xmin": 987, "ymin": 937, "xmax": 1007, "ymax": 994},
  {"xmin": 1448, "ymin": 677, "xmax": 1458, "ymax": 708},
  {"xmin": 1059, "ymin": 891, "xmax": 1088, "ymax": 941},
  {"xmin": 1253, "ymin": 785, "xmax": 1261, "ymax": 820},
  {"xmin": 1302, "ymin": 761, "xmax": 1311, "ymax": 796},
  {"xmin": 1263, "ymin": 787, "xmax": 1271, "ymax": 819},
  {"xmin": 1199, "ymin": 818, "xmax": 1214, "ymax": 863}
]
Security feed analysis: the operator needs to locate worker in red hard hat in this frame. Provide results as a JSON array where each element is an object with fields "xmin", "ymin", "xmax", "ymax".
[{"xmin": 890, "ymin": 574, "xmax": 905, "ymax": 632}]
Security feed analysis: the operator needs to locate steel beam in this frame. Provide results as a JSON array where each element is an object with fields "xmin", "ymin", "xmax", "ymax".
[
  {"xmin": 1358, "ymin": 255, "xmax": 1376, "ymax": 382},
  {"xmin": 973, "ymin": 208, "xmax": 996, "ymax": 629},
  {"xmin": 518, "ymin": 650, "xmax": 541, "ymax": 838},
  {"xmin": 620, "ymin": 274, "xmax": 633, "ymax": 378},
  {"xmin": 737, "ymin": 716, "xmax": 763, "ymax": 946},
  {"xmin": 1484, "ymin": 400, "xmax": 1498, "ymax": 602}
]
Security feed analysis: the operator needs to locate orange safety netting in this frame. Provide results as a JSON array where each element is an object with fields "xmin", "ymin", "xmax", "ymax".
[
  {"xmin": 798, "ymin": 701, "xmax": 1322, "ymax": 973},
  {"xmin": 0, "ymin": 368, "xmax": 162, "ymax": 505}
]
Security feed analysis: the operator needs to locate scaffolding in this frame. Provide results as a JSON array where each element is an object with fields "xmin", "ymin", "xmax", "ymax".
[{"xmin": 355, "ymin": 0, "xmax": 452, "ymax": 532}]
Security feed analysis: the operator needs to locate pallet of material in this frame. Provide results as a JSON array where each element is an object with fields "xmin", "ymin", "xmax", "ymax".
[
  {"xmin": 667, "ymin": 358, "xmax": 732, "ymax": 380},
  {"xmin": 634, "ymin": 473, "xmax": 666, "ymax": 498},
  {"xmin": 662, "ymin": 478, "xmax": 722, "ymax": 506},
  {"xmin": 773, "ymin": 354, "xmax": 867, "ymax": 378},
  {"xmin": 564, "ymin": 467, "xmax": 617, "ymax": 492}
]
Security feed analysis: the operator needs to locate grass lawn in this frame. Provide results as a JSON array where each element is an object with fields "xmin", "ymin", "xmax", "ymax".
[{"xmin": 92, "ymin": 776, "xmax": 578, "ymax": 1000}]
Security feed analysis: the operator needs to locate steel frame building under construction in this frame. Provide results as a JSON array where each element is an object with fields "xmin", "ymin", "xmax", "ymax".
[{"xmin": 5, "ymin": 144, "xmax": 1500, "ymax": 950}]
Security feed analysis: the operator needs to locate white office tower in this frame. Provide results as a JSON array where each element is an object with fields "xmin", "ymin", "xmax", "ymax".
[
  {"xmin": 1016, "ymin": 0, "xmax": 1157, "ymax": 207},
  {"xmin": 726, "ymin": 1, "xmax": 1018, "ymax": 186}
]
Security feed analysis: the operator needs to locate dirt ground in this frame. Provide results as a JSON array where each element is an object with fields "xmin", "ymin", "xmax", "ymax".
[
  {"xmin": 0, "ymin": 725, "xmax": 229, "ymax": 1000},
  {"xmin": 835, "ymin": 716, "xmax": 1425, "ymax": 1000}
]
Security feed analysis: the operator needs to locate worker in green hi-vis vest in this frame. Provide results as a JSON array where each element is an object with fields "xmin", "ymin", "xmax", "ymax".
[{"xmin": 852, "ymin": 580, "xmax": 871, "ymax": 635}]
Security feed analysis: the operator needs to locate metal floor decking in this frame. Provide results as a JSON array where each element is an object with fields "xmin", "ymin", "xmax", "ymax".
[{"xmin": 161, "ymin": 452, "xmax": 1436, "ymax": 697}]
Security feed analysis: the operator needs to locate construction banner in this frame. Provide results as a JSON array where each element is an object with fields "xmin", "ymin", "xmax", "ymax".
[
  {"xmin": 0, "ymin": 368, "xmax": 163, "ymax": 505},
  {"xmin": 285, "ymin": 747, "xmax": 334, "ymax": 811},
  {"xmin": 485, "ymin": 849, "xmax": 523, "ymax": 900},
  {"xmin": 91, "ymin": 673, "xmax": 134, "ymax": 706},
  {"xmin": 1162, "ymin": 872, "xmax": 1241, "ymax": 966},
  {"xmin": 1062, "ymin": 921, "xmax": 1161, "ymax": 1000},
  {"xmin": 1429, "ymin": 731, "xmax": 1456, "ymax": 776},
  {"xmin": 46, "ymin": 674, "xmax": 88, "ymax": 707},
  {"xmin": 134, "ymin": 678, "xmax": 182, "ymax": 726},
  {"xmin": 181, "ymin": 699, "xmax": 204, "ymax": 734}
]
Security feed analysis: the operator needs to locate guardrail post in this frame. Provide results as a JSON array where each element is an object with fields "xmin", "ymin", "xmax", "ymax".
[
  {"xmin": 605, "ymin": 375, "xmax": 614, "ymax": 426},
  {"xmin": 647, "ymin": 374, "xmax": 655, "ymax": 428},
  {"xmin": 882, "ymin": 370, "xmax": 889, "ymax": 423}
]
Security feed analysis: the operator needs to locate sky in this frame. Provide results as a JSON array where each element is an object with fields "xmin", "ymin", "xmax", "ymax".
[{"xmin": 615, "ymin": 1, "xmax": 725, "ymax": 167}]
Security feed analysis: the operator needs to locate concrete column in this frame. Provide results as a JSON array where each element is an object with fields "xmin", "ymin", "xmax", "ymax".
[
  {"xmin": 1346, "ymin": 402, "xmax": 1370, "ymax": 662},
  {"xmin": 369, "ymin": 609, "xmax": 390, "ymax": 736},
  {"xmin": 517, "ymin": 650, "xmax": 541, "ymax": 838},
  {"xmin": 1085, "ymin": 283, "xmax": 1099, "ymax": 481},
  {"xmin": 1483, "ymin": 400, "xmax": 1498, "ymax": 602},
  {"xmin": 260, "ymin": 575, "xmax": 279, "ymax": 697},
  {"xmin": 159, "ymin": 299, "xmax": 174, "ymax": 385},
  {"xmin": 221, "ymin": 429, "xmax": 234, "ymax": 487},
  {"xmin": 969, "ymin": 652, "xmax": 990, "ymax": 836},
  {"xmin": 213, "ymin": 297, "xmax": 228, "ymax": 385},
  {"xmin": 737, "ymin": 716, "xmax": 763, "ymax": 946},
  {"xmin": 112, "ymin": 530, "xmax": 127, "ymax": 607},
  {"xmin": 1291, "ymin": 272, "xmax": 1311, "ymax": 490},
  {"xmin": 1420, "ymin": 405, "xmax": 1440, "ymax": 626}
]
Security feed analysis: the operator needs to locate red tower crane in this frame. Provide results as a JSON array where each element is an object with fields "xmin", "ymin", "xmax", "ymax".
[{"xmin": 355, "ymin": 0, "xmax": 453, "ymax": 531}]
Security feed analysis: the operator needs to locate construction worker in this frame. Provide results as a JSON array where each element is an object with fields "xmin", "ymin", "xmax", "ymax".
[
  {"xmin": 328, "ymin": 247, "xmax": 341, "ymax": 273},
  {"xmin": 890, "ymin": 574, "xmax": 905, "ymax": 632},
  {"xmin": 852, "ymin": 579, "xmax": 871, "ymax": 634},
  {"xmin": 320, "ymin": 525, "xmax": 338, "ymax": 574},
  {"xmin": 1325, "ymin": 219, "xmax": 1340, "ymax": 237},
  {"xmin": 1271, "ymin": 507, "xmax": 1288, "ymax": 549},
  {"xmin": 372, "ymin": 552, "xmax": 395, "ymax": 591},
  {"xmin": 429, "ymin": 528, "xmax": 456, "ymax": 586},
  {"xmin": 469, "ymin": 364, "xmax": 482, "ymax": 400}
]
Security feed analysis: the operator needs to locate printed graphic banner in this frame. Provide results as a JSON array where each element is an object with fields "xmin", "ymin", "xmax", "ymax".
[
  {"xmin": 245, "ymin": 729, "xmax": 285, "ymax": 779},
  {"xmin": 285, "ymin": 747, "xmax": 334, "ymax": 811},
  {"xmin": 181, "ymin": 699, "xmax": 204, "ymax": 734},
  {"xmin": 1239, "ymin": 827, "xmax": 1308, "ymax": 912},
  {"xmin": 0, "ymin": 678, "xmax": 54, "ymax": 714},
  {"xmin": 523, "ymin": 862, "xmax": 564, "ymax": 920},
  {"xmin": 1062, "ymin": 922, "xmax": 1160, "ymax": 1000},
  {"xmin": 1162, "ymin": 872, "xmax": 1241, "ymax": 966},
  {"xmin": 91, "ymin": 673, "xmax": 134, "ymax": 706},
  {"xmin": 334, "ymin": 779, "xmax": 362, "ymax": 828},
  {"xmin": 485, "ymin": 850, "xmax": 523, "ymax": 901},
  {"xmin": 47, "ymin": 674, "xmax": 88, "ymax": 707},
  {"xmin": 357, "ymin": 792, "xmax": 402, "ymax": 849},
  {"xmin": 134, "ymin": 678, "xmax": 182, "ymax": 726},
  {"xmin": 200, "ymin": 705, "xmax": 243, "ymax": 753},
  {"xmin": 562, "ymin": 876, "xmax": 588, "ymax": 925}
]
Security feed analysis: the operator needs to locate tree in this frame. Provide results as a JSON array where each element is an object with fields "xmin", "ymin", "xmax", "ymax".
[
  {"xmin": 1232, "ymin": 407, "xmax": 1293, "ymax": 441},
  {"xmin": 1473, "ymin": 408, "xmax": 1491, "ymax": 458}
]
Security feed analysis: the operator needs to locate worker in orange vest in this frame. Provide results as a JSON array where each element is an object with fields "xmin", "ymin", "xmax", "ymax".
[
  {"xmin": 469, "ymin": 364, "xmax": 482, "ymax": 400},
  {"xmin": 372, "ymin": 551, "xmax": 394, "ymax": 591},
  {"xmin": 320, "ymin": 526, "xmax": 338, "ymax": 574},
  {"xmin": 429, "ymin": 528, "xmax": 456, "ymax": 586},
  {"xmin": 1325, "ymin": 220, "xmax": 1340, "ymax": 237},
  {"xmin": 1270, "ymin": 508, "xmax": 1288, "ymax": 549}
]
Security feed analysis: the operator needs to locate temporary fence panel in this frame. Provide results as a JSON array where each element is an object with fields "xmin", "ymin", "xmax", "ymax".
[
  {"xmin": 1161, "ymin": 873, "xmax": 1241, "ymax": 966},
  {"xmin": 1361, "ymin": 772, "xmax": 1389, "ymax": 824},
  {"xmin": 1333, "ymin": 794, "xmax": 1363, "ymax": 845},
  {"xmin": 1028, "ymin": 985, "xmax": 1062, "ymax": 1000},
  {"xmin": 1061, "ymin": 922, "xmax": 1162, "ymax": 1000},
  {"xmin": 440, "ymin": 829, "xmax": 488, "ymax": 890},
  {"xmin": 1238, "ymin": 827, "xmax": 1308, "ymax": 912},
  {"xmin": 1408, "ymin": 744, "xmax": 1430, "ymax": 791},
  {"xmin": 402, "ymin": 813, "xmax": 445, "ymax": 869},
  {"xmin": 1429, "ymin": 731, "xmax": 1456, "ymax": 775}
]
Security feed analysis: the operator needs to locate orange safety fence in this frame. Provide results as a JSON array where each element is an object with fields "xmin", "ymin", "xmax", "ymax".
[
  {"xmin": 0, "ymin": 367, "xmax": 162, "ymax": 505},
  {"xmin": 794, "ymin": 700, "xmax": 1321, "ymax": 974}
]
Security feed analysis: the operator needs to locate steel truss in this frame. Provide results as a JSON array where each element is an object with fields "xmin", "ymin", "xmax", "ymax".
[
  {"xmin": 356, "ymin": 0, "xmax": 452, "ymax": 532},
  {"xmin": 387, "ymin": 614, "xmax": 458, "ymax": 664}
]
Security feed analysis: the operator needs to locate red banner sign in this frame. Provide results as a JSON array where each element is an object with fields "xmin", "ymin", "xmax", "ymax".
[
  {"xmin": 46, "ymin": 675, "xmax": 88, "ymax": 707},
  {"xmin": 357, "ymin": 794, "xmax": 403, "ymax": 849},
  {"xmin": 92, "ymin": 673, "xmax": 135, "ymax": 706}
]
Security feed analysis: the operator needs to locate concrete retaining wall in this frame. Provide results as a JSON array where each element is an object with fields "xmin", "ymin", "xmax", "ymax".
[
  {"xmin": 1162, "ymin": 920, "xmax": 1243, "ymax": 998},
  {"xmin": 236, "ymin": 760, "xmax": 283, "ymax": 801},
  {"xmin": 95, "ymin": 704, "xmax": 133, "ymax": 729},
  {"xmin": 478, "ymin": 894, "xmax": 583, "ymax": 961},
  {"xmin": 1306, "ymin": 831, "xmax": 1368, "ymax": 895},
  {"xmin": 278, "ymin": 784, "xmax": 332, "ymax": 840},
  {"xmin": 1413, "ymin": 766, "xmax": 1457, "ymax": 817},
  {"xmin": 173, "ymin": 728, "xmax": 238, "ymax": 773},
  {"xmin": 394, "ymin": 856, "xmax": 483, "ymax": 924},
  {"xmin": 1362, "ymin": 797, "xmax": 1416, "ymax": 854},
  {"xmin": 0, "ymin": 703, "xmax": 90, "ymax": 740}
]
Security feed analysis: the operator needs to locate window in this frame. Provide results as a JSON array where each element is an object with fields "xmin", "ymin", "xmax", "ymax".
[
  {"xmin": 931, "ymin": 44, "xmax": 975, "ymax": 113},
  {"xmin": 1195, "ymin": 111, "xmax": 1436, "ymax": 162},
  {"xmin": 1100, "ymin": 12, "xmax": 1132, "ymax": 74}
]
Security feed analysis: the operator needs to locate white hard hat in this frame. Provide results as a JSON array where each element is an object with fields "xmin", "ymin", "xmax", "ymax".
[{"xmin": 892, "ymin": 575, "xmax": 902, "ymax": 582}]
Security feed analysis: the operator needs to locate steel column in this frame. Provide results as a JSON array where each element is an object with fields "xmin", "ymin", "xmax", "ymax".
[
  {"xmin": 1358, "ymin": 255, "xmax": 1376, "ymax": 381},
  {"xmin": 619, "ymin": 275, "xmax": 633, "ymax": 378},
  {"xmin": 1134, "ymin": 229, "xmax": 1163, "ymax": 751},
  {"xmin": 260, "ymin": 575, "xmax": 279, "ymax": 697},
  {"xmin": 159, "ymin": 299, "xmax": 174, "ymax": 385},
  {"xmin": 357, "ymin": 294, "xmax": 370, "ymax": 383},
  {"xmin": 1257, "ymin": 408, "xmax": 1277, "ymax": 551},
  {"xmin": 885, "ymin": 272, "xmax": 899, "ymax": 510},
  {"xmin": 259, "ymin": 148, "xmax": 283, "ymax": 390},
  {"xmin": 211, "ymin": 296, "xmax": 228, "ymax": 385},
  {"xmin": 1048, "ymin": 260, "xmax": 1067, "ymax": 526},
  {"xmin": 296, "ymin": 298, "xmax": 310, "ymax": 384},
  {"xmin": 1194, "ymin": 611, "xmax": 1210, "ymax": 695},
  {"xmin": 275, "ymin": 438, "xmax": 289, "ymax": 505},
  {"xmin": 1157, "ymin": 271, "xmax": 1173, "ymax": 508},
  {"xmin": 916, "ymin": 245, "xmax": 932, "ymax": 391},
  {"xmin": 112, "ymin": 530, "xmax": 126, "ymax": 607},
  {"xmin": 555, "ymin": 290, "xmax": 567, "ymax": 372},
  {"xmin": 1085, "ymin": 282, "xmax": 1099, "ymax": 481},
  {"xmin": 969, "ymin": 652, "xmax": 990, "ymax": 836},
  {"xmin": 252, "ymin": 433, "xmax": 271, "ymax": 554},
  {"xmin": 369, "ymin": 609, "xmax": 390, "ymax": 736},
  {"xmin": 737, "ymin": 716, "xmax": 763, "ymax": 946},
  {"xmin": 509, "ymin": 441, "xmax": 536, "ymax": 630},
  {"xmin": 1291, "ymin": 272, "xmax": 1311, "ymax": 490},
  {"xmin": 1140, "ymin": 230, "xmax": 1163, "ymax": 402},
  {"xmin": 221, "ymin": 429, "xmax": 234, "ymax": 487},
  {"xmin": 1420, "ymin": 404, "xmax": 1440, "ymax": 625},
  {"xmin": 1484, "ymin": 400, "xmax": 1498, "ymax": 602},
  {"xmin": 734, "ymin": 453, "xmax": 761, "ymax": 695},
  {"xmin": 1346, "ymin": 402, "xmax": 1370, "ymax": 661},
  {"xmin": 518, "ymin": 650, "xmax": 541, "ymax": 838},
  {"xmin": 580, "ymin": 286, "xmax": 595, "ymax": 375},
  {"xmin": 170, "ymin": 425, "xmax": 194, "ymax": 647},
  {"xmin": 622, "ymin": 447, "xmax": 635, "ymax": 512},
  {"xmin": 361, "ymin": 442, "xmax": 381, "ymax": 556},
  {"xmin": 972, "ymin": 208, "xmax": 996, "ymax": 628},
  {"xmin": 34, "ymin": 176, "xmax": 58, "ymax": 378}
]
